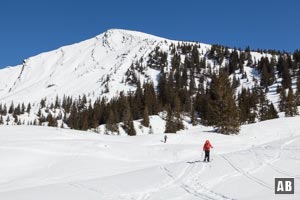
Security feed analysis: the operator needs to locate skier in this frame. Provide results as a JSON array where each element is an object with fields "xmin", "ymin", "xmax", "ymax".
[
  {"xmin": 164, "ymin": 135, "xmax": 168, "ymax": 143},
  {"xmin": 203, "ymin": 139, "xmax": 213, "ymax": 162}
]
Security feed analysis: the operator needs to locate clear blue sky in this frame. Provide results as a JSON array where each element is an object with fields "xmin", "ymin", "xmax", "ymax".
[{"xmin": 0, "ymin": 0, "xmax": 299, "ymax": 68}]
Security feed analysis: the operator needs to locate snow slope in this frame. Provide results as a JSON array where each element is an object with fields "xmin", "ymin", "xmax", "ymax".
[
  {"xmin": 0, "ymin": 29, "xmax": 176, "ymax": 104},
  {"xmin": 0, "ymin": 28, "xmax": 268, "ymax": 105},
  {"xmin": 0, "ymin": 117, "xmax": 299, "ymax": 200}
]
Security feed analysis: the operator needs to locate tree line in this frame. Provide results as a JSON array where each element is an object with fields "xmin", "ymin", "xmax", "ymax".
[{"xmin": 0, "ymin": 43, "xmax": 299, "ymax": 135}]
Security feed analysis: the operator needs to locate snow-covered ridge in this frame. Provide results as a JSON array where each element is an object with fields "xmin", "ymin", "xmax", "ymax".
[
  {"xmin": 0, "ymin": 29, "xmax": 269, "ymax": 105},
  {"xmin": 0, "ymin": 29, "xmax": 173, "ymax": 104}
]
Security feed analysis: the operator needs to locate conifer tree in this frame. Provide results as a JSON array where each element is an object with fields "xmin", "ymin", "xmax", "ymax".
[
  {"xmin": 132, "ymin": 81, "xmax": 143, "ymax": 119},
  {"xmin": 141, "ymin": 106, "xmax": 150, "ymax": 127},
  {"xmin": 106, "ymin": 109, "xmax": 118, "ymax": 133},
  {"xmin": 6, "ymin": 116, "xmax": 10, "ymax": 125},
  {"xmin": 36, "ymin": 108, "xmax": 42, "ymax": 117},
  {"xmin": 282, "ymin": 66, "xmax": 291, "ymax": 89},
  {"xmin": 165, "ymin": 105, "xmax": 177, "ymax": 133},
  {"xmin": 8, "ymin": 102, "xmax": 14, "ymax": 114},
  {"xmin": 268, "ymin": 58, "xmax": 276, "ymax": 85},
  {"xmin": 0, "ymin": 104, "xmax": 7, "ymax": 115},
  {"xmin": 55, "ymin": 95, "xmax": 60, "ymax": 108},
  {"xmin": 266, "ymin": 103, "xmax": 279, "ymax": 120},
  {"xmin": 127, "ymin": 120, "xmax": 136, "ymax": 136},
  {"xmin": 173, "ymin": 96, "xmax": 184, "ymax": 130},
  {"xmin": 144, "ymin": 82, "xmax": 159, "ymax": 115},
  {"xmin": 189, "ymin": 72, "xmax": 196, "ymax": 95},
  {"xmin": 238, "ymin": 88, "xmax": 251, "ymax": 124},
  {"xmin": 209, "ymin": 71, "xmax": 240, "ymax": 134},
  {"xmin": 174, "ymin": 69, "xmax": 182, "ymax": 89},
  {"xmin": 195, "ymin": 92, "xmax": 212, "ymax": 125},
  {"xmin": 258, "ymin": 89, "xmax": 269, "ymax": 121},
  {"xmin": 67, "ymin": 104, "xmax": 78, "ymax": 129},
  {"xmin": 228, "ymin": 50, "xmax": 239, "ymax": 74},
  {"xmin": 260, "ymin": 65, "xmax": 269, "ymax": 88},
  {"xmin": 90, "ymin": 111, "xmax": 99, "ymax": 129},
  {"xmin": 182, "ymin": 67, "xmax": 188, "ymax": 87},
  {"xmin": 164, "ymin": 102, "xmax": 183, "ymax": 133},
  {"xmin": 171, "ymin": 53, "xmax": 181, "ymax": 71},
  {"xmin": 285, "ymin": 88, "xmax": 298, "ymax": 117},
  {"xmin": 190, "ymin": 104, "xmax": 197, "ymax": 126},
  {"xmin": 277, "ymin": 57, "xmax": 292, "ymax": 89},
  {"xmin": 258, "ymin": 90, "xmax": 278, "ymax": 121},
  {"xmin": 21, "ymin": 103, "xmax": 26, "ymax": 114},
  {"xmin": 278, "ymin": 87, "xmax": 286, "ymax": 112},
  {"xmin": 47, "ymin": 113, "xmax": 57, "ymax": 127},
  {"xmin": 80, "ymin": 111, "xmax": 89, "ymax": 130},
  {"xmin": 33, "ymin": 119, "xmax": 39, "ymax": 126},
  {"xmin": 157, "ymin": 73, "xmax": 167, "ymax": 106},
  {"xmin": 191, "ymin": 45, "xmax": 200, "ymax": 65},
  {"xmin": 14, "ymin": 104, "xmax": 21, "ymax": 115},
  {"xmin": 26, "ymin": 103, "xmax": 31, "ymax": 113},
  {"xmin": 178, "ymin": 88, "xmax": 190, "ymax": 113},
  {"xmin": 122, "ymin": 101, "xmax": 136, "ymax": 136},
  {"xmin": 40, "ymin": 98, "xmax": 46, "ymax": 108}
]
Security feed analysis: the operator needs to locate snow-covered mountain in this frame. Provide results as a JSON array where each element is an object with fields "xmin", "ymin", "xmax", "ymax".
[
  {"xmin": 0, "ymin": 29, "xmax": 299, "ymax": 199},
  {"xmin": 0, "ymin": 29, "xmax": 269, "ymax": 105},
  {"xmin": 0, "ymin": 29, "xmax": 174, "ymax": 103}
]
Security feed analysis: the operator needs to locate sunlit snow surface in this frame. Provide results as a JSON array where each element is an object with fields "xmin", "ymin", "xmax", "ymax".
[
  {"xmin": 0, "ymin": 29, "xmax": 270, "ymax": 105},
  {"xmin": 0, "ymin": 29, "xmax": 297, "ymax": 199},
  {"xmin": 0, "ymin": 117, "xmax": 299, "ymax": 200}
]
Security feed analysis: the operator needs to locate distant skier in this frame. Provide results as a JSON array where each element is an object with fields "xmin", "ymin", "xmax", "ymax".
[
  {"xmin": 203, "ymin": 140, "xmax": 213, "ymax": 162},
  {"xmin": 164, "ymin": 135, "xmax": 168, "ymax": 143}
]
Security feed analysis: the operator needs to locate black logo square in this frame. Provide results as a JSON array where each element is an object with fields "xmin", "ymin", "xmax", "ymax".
[{"xmin": 275, "ymin": 178, "xmax": 294, "ymax": 194}]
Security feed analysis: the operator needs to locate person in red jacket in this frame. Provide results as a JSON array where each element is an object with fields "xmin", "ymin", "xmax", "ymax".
[{"xmin": 203, "ymin": 140, "xmax": 213, "ymax": 162}]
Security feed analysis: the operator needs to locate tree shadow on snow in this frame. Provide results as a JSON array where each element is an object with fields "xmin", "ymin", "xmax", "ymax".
[
  {"xmin": 187, "ymin": 160, "xmax": 203, "ymax": 164},
  {"xmin": 202, "ymin": 129, "xmax": 220, "ymax": 134}
]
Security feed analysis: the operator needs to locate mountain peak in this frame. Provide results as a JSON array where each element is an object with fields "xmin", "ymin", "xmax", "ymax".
[
  {"xmin": 100, "ymin": 28, "xmax": 166, "ymax": 43},
  {"xmin": 0, "ymin": 28, "xmax": 170, "ymax": 104},
  {"xmin": 0, "ymin": 28, "xmax": 266, "ymax": 107}
]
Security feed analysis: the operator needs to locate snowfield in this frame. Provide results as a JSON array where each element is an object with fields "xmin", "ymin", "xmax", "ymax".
[
  {"xmin": 0, "ymin": 117, "xmax": 299, "ymax": 200},
  {"xmin": 0, "ymin": 29, "xmax": 266, "ymax": 106},
  {"xmin": 0, "ymin": 29, "xmax": 178, "ymax": 104}
]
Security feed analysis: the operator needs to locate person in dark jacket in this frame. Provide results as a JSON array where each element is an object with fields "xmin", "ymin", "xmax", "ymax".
[
  {"xmin": 164, "ymin": 135, "xmax": 168, "ymax": 143},
  {"xmin": 203, "ymin": 140, "xmax": 213, "ymax": 162}
]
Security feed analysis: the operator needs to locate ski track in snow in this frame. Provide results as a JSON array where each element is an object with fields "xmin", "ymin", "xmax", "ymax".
[
  {"xmin": 162, "ymin": 163, "xmax": 236, "ymax": 200},
  {"xmin": 221, "ymin": 155, "xmax": 273, "ymax": 190},
  {"xmin": 0, "ymin": 119, "xmax": 300, "ymax": 200}
]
